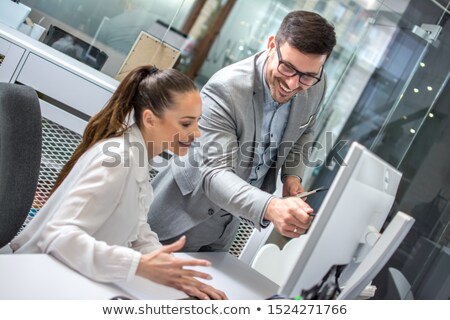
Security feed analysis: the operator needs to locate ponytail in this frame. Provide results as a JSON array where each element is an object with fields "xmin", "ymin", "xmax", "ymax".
[{"xmin": 51, "ymin": 65, "xmax": 194, "ymax": 193}]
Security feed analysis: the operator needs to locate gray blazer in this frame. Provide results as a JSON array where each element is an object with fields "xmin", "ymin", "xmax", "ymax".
[{"xmin": 148, "ymin": 51, "xmax": 326, "ymax": 240}]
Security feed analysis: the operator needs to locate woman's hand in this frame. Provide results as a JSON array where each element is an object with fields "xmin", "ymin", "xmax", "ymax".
[{"xmin": 136, "ymin": 236, "xmax": 227, "ymax": 300}]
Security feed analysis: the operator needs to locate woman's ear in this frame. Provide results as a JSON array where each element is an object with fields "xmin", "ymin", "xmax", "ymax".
[{"xmin": 142, "ymin": 109, "xmax": 156, "ymax": 128}]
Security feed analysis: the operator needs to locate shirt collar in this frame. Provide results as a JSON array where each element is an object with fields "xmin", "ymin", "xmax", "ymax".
[
  {"xmin": 256, "ymin": 53, "xmax": 274, "ymax": 104},
  {"xmin": 128, "ymin": 123, "xmax": 150, "ymax": 182}
]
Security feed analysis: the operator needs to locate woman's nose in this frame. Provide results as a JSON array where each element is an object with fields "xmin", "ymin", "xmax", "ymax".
[{"xmin": 193, "ymin": 122, "xmax": 201, "ymax": 138}]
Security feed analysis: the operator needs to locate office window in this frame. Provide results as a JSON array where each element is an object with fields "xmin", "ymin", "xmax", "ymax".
[{"xmin": 22, "ymin": 0, "xmax": 195, "ymax": 77}]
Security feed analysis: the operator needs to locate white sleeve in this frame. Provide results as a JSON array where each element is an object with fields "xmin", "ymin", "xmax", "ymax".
[
  {"xmin": 131, "ymin": 211, "xmax": 163, "ymax": 254},
  {"xmin": 37, "ymin": 150, "xmax": 141, "ymax": 283}
]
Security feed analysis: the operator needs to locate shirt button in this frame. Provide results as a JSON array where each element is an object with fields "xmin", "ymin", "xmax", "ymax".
[
  {"xmin": 208, "ymin": 209, "xmax": 214, "ymax": 215},
  {"xmin": 10, "ymin": 243, "xmax": 19, "ymax": 251}
]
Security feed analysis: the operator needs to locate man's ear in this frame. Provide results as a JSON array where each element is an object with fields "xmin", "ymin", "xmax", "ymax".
[
  {"xmin": 267, "ymin": 35, "xmax": 276, "ymax": 50},
  {"xmin": 142, "ymin": 109, "xmax": 156, "ymax": 128}
]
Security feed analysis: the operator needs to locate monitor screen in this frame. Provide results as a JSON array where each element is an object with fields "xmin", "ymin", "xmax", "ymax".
[{"xmin": 278, "ymin": 141, "xmax": 402, "ymax": 297}]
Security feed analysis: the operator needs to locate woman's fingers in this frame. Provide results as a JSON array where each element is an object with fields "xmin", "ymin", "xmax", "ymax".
[
  {"xmin": 138, "ymin": 236, "xmax": 227, "ymax": 299},
  {"xmin": 179, "ymin": 268, "xmax": 213, "ymax": 280},
  {"xmin": 160, "ymin": 235, "xmax": 187, "ymax": 253},
  {"xmin": 200, "ymin": 285, "xmax": 228, "ymax": 300},
  {"xmin": 181, "ymin": 282, "xmax": 228, "ymax": 300},
  {"xmin": 182, "ymin": 286, "xmax": 210, "ymax": 300},
  {"xmin": 174, "ymin": 257, "xmax": 212, "ymax": 267},
  {"xmin": 160, "ymin": 237, "xmax": 212, "ymax": 267}
]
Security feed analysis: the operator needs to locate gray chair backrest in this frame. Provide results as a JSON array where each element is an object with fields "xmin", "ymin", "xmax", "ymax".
[{"xmin": 0, "ymin": 83, "xmax": 42, "ymax": 248}]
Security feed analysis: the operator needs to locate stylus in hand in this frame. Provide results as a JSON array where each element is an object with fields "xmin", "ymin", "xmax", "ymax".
[
  {"xmin": 294, "ymin": 187, "xmax": 328, "ymax": 217},
  {"xmin": 294, "ymin": 186, "xmax": 328, "ymax": 199},
  {"xmin": 282, "ymin": 187, "xmax": 328, "ymax": 218}
]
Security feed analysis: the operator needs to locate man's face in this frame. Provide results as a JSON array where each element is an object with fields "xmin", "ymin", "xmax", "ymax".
[{"xmin": 264, "ymin": 36, "xmax": 327, "ymax": 104}]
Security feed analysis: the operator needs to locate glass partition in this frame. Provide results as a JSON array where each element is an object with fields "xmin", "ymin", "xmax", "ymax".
[
  {"xmin": 302, "ymin": 0, "xmax": 450, "ymax": 299},
  {"xmin": 22, "ymin": 0, "xmax": 196, "ymax": 77},
  {"xmin": 195, "ymin": 0, "xmax": 394, "ymax": 88}
]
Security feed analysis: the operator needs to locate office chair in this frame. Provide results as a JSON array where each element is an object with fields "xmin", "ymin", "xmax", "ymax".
[{"xmin": 0, "ymin": 83, "xmax": 42, "ymax": 248}]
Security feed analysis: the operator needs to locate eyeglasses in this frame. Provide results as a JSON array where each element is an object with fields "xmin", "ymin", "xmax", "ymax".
[{"xmin": 275, "ymin": 40, "xmax": 323, "ymax": 86}]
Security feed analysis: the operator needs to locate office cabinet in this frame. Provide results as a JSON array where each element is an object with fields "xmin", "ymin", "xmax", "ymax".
[
  {"xmin": 17, "ymin": 53, "xmax": 112, "ymax": 118},
  {"xmin": 0, "ymin": 36, "xmax": 25, "ymax": 83}
]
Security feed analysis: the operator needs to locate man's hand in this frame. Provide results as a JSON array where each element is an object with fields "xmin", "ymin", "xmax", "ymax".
[
  {"xmin": 264, "ymin": 197, "xmax": 314, "ymax": 238},
  {"xmin": 282, "ymin": 175, "xmax": 304, "ymax": 197}
]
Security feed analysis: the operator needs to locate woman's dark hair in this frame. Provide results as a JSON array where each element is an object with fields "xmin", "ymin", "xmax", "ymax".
[
  {"xmin": 276, "ymin": 10, "xmax": 336, "ymax": 57},
  {"xmin": 51, "ymin": 65, "xmax": 197, "ymax": 192}
]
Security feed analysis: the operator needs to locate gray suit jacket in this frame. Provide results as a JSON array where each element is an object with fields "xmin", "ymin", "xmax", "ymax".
[{"xmin": 148, "ymin": 51, "xmax": 326, "ymax": 240}]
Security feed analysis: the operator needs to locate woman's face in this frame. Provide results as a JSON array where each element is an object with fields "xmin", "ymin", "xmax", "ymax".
[{"xmin": 143, "ymin": 90, "xmax": 202, "ymax": 158}]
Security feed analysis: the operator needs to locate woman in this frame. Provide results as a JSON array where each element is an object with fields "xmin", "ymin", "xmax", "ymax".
[{"xmin": 10, "ymin": 66, "xmax": 226, "ymax": 300}]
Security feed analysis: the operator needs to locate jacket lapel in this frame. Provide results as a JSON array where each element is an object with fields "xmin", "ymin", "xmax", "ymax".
[{"xmin": 252, "ymin": 52, "xmax": 266, "ymax": 152}]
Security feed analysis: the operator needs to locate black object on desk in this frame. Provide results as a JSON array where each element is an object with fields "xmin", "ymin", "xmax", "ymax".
[
  {"xmin": 110, "ymin": 296, "xmax": 132, "ymax": 300},
  {"xmin": 43, "ymin": 25, "xmax": 108, "ymax": 71}
]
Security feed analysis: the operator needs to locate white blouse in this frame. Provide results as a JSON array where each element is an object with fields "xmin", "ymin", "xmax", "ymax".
[{"xmin": 11, "ymin": 124, "xmax": 162, "ymax": 282}]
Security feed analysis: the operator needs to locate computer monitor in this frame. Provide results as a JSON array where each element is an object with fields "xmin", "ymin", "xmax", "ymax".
[
  {"xmin": 337, "ymin": 211, "xmax": 415, "ymax": 299},
  {"xmin": 277, "ymin": 141, "xmax": 402, "ymax": 297},
  {"xmin": 43, "ymin": 25, "xmax": 108, "ymax": 71}
]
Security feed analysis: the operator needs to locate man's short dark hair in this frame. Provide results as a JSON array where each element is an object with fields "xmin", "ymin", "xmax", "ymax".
[{"xmin": 276, "ymin": 10, "xmax": 336, "ymax": 57}]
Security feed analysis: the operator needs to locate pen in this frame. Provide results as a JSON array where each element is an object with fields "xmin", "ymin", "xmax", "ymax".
[
  {"xmin": 296, "ymin": 187, "xmax": 328, "ymax": 217},
  {"xmin": 296, "ymin": 186, "xmax": 328, "ymax": 198},
  {"xmin": 291, "ymin": 186, "xmax": 328, "ymax": 199},
  {"xmin": 282, "ymin": 187, "xmax": 328, "ymax": 218}
]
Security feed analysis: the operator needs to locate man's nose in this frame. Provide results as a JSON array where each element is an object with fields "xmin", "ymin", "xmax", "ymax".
[{"xmin": 285, "ymin": 75, "xmax": 300, "ymax": 90}]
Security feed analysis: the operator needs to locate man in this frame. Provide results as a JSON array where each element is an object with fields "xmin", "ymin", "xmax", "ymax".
[{"xmin": 148, "ymin": 10, "xmax": 337, "ymax": 251}]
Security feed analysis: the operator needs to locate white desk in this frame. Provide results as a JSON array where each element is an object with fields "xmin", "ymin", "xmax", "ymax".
[{"xmin": 0, "ymin": 253, "xmax": 279, "ymax": 300}]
